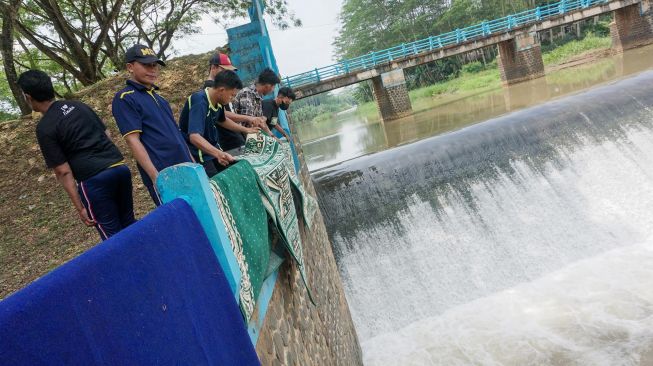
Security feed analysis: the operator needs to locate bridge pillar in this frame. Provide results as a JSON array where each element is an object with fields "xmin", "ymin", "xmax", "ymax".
[
  {"xmin": 610, "ymin": 2, "xmax": 653, "ymax": 52},
  {"xmin": 371, "ymin": 69, "xmax": 413, "ymax": 121},
  {"xmin": 496, "ymin": 32, "xmax": 544, "ymax": 85}
]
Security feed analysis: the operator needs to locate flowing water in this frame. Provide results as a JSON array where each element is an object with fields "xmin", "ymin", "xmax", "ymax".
[
  {"xmin": 300, "ymin": 45, "xmax": 653, "ymax": 365},
  {"xmin": 298, "ymin": 45, "xmax": 653, "ymax": 172}
]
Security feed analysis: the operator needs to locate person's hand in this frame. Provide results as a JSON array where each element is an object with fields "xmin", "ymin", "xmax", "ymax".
[
  {"xmin": 245, "ymin": 126, "xmax": 260, "ymax": 134},
  {"xmin": 78, "ymin": 207, "xmax": 96, "ymax": 227},
  {"xmin": 216, "ymin": 151, "xmax": 236, "ymax": 167},
  {"xmin": 148, "ymin": 171, "xmax": 159, "ymax": 185},
  {"xmin": 254, "ymin": 116, "xmax": 267, "ymax": 128},
  {"xmin": 247, "ymin": 116, "xmax": 266, "ymax": 128}
]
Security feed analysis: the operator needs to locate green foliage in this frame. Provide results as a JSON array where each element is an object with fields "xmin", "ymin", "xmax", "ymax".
[
  {"xmin": 333, "ymin": 0, "xmax": 615, "ymax": 116},
  {"xmin": 352, "ymin": 82, "xmax": 373, "ymax": 103},
  {"xmin": 462, "ymin": 61, "xmax": 486, "ymax": 74},
  {"xmin": 410, "ymin": 68, "xmax": 501, "ymax": 99},
  {"xmin": 353, "ymin": 31, "xmax": 611, "ymax": 121},
  {"xmin": 0, "ymin": 70, "xmax": 19, "ymax": 119},
  {"xmin": 542, "ymin": 33, "xmax": 612, "ymax": 65},
  {"xmin": 291, "ymin": 90, "xmax": 356, "ymax": 124},
  {"xmin": 334, "ymin": 0, "xmax": 553, "ymax": 60},
  {"xmin": 0, "ymin": 0, "xmax": 300, "ymax": 112},
  {"xmin": 333, "ymin": 0, "xmax": 555, "ymax": 104},
  {"xmin": 0, "ymin": 47, "xmax": 80, "ymax": 116},
  {"xmin": 582, "ymin": 20, "xmax": 611, "ymax": 38}
]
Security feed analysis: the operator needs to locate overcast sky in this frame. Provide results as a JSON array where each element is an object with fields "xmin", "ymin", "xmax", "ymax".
[{"xmin": 173, "ymin": 0, "xmax": 344, "ymax": 77}]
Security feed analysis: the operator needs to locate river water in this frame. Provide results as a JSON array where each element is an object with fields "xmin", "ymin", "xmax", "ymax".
[
  {"xmin": 299, "ymin": 45, "xmax": 653, "ymax": 365},
  {"xmin": 297, "ymin": 45, "xmax": 653, "ymax": 172}
]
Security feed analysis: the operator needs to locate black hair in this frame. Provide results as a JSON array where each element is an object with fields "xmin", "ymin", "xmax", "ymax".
[
  {"xmin": 257, "ymin": 67, "xmax": 281, "ymax": 85},
  {"xmin": 213, "ymin": 70, "xmax": 243, "ymax": 89},
  {"xmin": 278, "ymin": 87, "xmax": 296, "ymax": 100},
  {"xmin": 17, "ymin": 70, "xmax": 55, "ymax": 102}
]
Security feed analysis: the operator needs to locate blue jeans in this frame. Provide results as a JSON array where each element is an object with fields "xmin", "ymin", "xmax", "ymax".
[{"xmin": 78, "ymin": 165, "xmax": 136, "ymax": 241}]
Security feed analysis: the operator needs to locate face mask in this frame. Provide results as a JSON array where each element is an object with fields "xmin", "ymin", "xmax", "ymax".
[{"xmin": 279, "ymin": 102, "xmax": 290, "ymax": 111}]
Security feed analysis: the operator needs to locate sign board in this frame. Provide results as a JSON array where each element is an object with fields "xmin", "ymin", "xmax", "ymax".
[{"xmin": 227, "ymin": 0, "xmax": 291, "ymax": 137}]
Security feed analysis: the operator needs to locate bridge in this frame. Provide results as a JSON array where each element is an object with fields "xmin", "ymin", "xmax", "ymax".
[{"xmin": 284, "ymin": 0, "xmax": 653, "ymax": 120}]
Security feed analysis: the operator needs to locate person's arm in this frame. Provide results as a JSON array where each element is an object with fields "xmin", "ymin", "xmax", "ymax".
[
  {"xmin": 225, "ymin": 110, "xmax": 266, "ymax": 127},
  {"xmin": 53, "ymin": 163, "xmax": 95, "ymax": 226},
  {"xmin": 124, "ymin": 133, "xmax": 159, "ymax": 182},
  {"xmin": 188, "ymin": 133, "xmax": 235, "ymax": 167},
  {"xmin": 274, "ymin": 124, "xmax": 290, "ymax": 140},
  {"xmin": 259, "ymin": 121, "xmax": 274, "ymax": 136},
  {"xmin": 219, "ymin": 117, "xmax": 260, "ymax": 134}
]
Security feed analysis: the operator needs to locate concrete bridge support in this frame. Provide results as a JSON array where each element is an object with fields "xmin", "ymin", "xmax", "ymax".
[
  {"xmin": 497, "ymin": 32, "xmax": 545, "ymax": 85},
  {"xmin": 372, "ymin": 69, "xmax": 413, "ymax": 121},
  {"xmin": 611, "ymin": 2, "xmax": 653, "ymax": 52}
]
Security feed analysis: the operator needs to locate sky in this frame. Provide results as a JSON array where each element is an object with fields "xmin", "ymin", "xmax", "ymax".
[{"xmin": 173, "ymin": 0, "xmax": 344, "ymax": 77}]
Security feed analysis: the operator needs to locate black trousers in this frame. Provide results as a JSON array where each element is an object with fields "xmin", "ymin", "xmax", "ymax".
[{"xmin": 78, "ymin": 164, "xmax": 136, "ymax": 241}]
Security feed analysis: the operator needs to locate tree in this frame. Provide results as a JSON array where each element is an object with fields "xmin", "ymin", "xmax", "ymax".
[
  {"xmin": 333, "ymin": 0, "xmax": 553, "ymax": 96},
  {"xmin": 14, "ymin": 0, "xmax": 125, "ymax": 86},
  {"xmin": 0, "ymin": 0, "xmax": 300, "ymax": 113},
  {"xmin": 0, "ymin": 0, "xmax": 30, "ymax": 114}
]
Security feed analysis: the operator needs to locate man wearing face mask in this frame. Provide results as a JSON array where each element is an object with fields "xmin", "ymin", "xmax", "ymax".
[{"xmin": 261, "ymin": 87, "xmax": 295, "ymax": 141}]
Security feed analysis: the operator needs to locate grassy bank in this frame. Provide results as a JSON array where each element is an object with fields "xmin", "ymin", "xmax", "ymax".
[{"xmin": 0, "ymin": 53, "xmax": 212, "ymax": 298}]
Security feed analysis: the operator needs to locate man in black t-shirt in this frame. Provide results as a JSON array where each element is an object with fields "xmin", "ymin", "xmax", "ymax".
[
  {"xmin": 18, "ymin": 70, "xmax": 136, "ymax": 241},
  {"xmin": 262, "ymin": 87, "xmax": 296, "ymax": 141}
]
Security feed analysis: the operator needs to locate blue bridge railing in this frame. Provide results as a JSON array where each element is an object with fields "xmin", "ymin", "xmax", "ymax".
[{"xmin": 283, "ymin": 0, "xmax": 610, "ymax": 89}]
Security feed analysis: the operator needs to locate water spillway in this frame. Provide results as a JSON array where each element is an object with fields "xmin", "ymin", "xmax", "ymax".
[{"xmin": 311, "ymin": 71, "xmax": 653, "ymax": 364}]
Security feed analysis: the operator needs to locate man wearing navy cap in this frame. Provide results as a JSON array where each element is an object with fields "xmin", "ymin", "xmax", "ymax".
[{"xmin": 112, "ymin": 44, "xmax": 193, "ymax": 206}]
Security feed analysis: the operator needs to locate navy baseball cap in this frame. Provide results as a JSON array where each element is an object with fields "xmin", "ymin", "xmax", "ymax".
[{"xmin": 125, "ymin": 44, "xmax": 166, "ymax": 66}]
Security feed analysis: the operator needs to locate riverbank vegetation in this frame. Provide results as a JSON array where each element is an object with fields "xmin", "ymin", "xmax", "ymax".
[
  {"xmin": 293, "ymin": 31, "xmax": 612, "ymax": 124},
  {"xmin": 291, "ymin": 0, "xmax": 613, "ymax": 124}
]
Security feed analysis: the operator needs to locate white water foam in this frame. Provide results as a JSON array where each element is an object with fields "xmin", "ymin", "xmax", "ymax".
[
  {"xmin": 362, "ymin": 239, "xmax": 653, "ymax": 365},
  {"xmin": 328, "ymin": 122, "xmax": 653, "ymax": 364}
]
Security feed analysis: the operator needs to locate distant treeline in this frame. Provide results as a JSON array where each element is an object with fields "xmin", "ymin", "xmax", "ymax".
[{"xmin": 333, "ymin": 0, "xmax": 611, "ymax": 103}]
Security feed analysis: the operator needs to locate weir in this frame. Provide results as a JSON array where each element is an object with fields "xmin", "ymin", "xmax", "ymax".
[
  {"xmin": 0, "ymin": 1, "xmax": 363, "ymax": 364},
  {"xmin": 311, "ymin": 70, "xmax": 653, "ymax": 363}
]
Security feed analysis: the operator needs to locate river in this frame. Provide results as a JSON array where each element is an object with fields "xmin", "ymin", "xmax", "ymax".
[{"xmin": 298, "ymin": 45, "xmax": 653, "ymax": 365}]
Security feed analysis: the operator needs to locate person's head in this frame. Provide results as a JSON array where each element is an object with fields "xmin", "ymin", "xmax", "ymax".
[
  {"xmin": 208, "ymin": 52, "xmax": 237, "ymax": 80},
  {"xmin": 124, "ymin": 44, "xmax": 165, "ymax": 88},
  {"xmin": 210, "ymin": 70, "xmax": 243, "ymax": 106},
  {"xmin": 255, "ymin": 68, "xmax": 280, "ymax": 96},
  {"xmin": 17, "ymin": 70, "xmax": 55, "ymax": 112},
  {"xmin": 275, "ymin": 87, "xmax": 296, "ymax": 111}
]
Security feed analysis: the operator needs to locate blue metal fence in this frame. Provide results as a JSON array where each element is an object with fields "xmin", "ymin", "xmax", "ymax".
[{"xmin": 284, "ymin": 0, "xmax": 610, "ymax": 89}]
